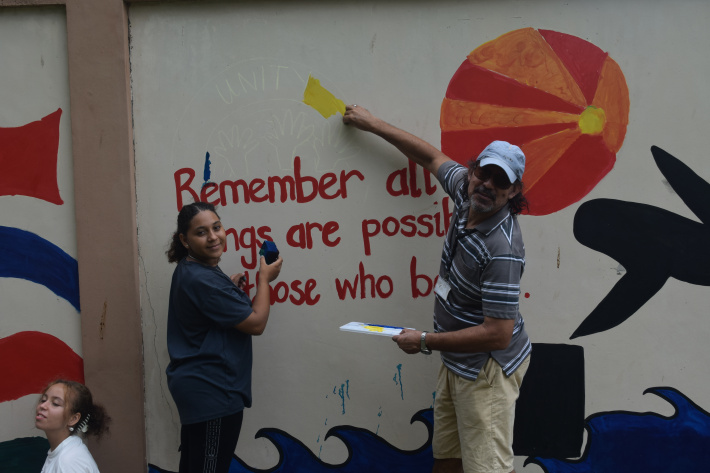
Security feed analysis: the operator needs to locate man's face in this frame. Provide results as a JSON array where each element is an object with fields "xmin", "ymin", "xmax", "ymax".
[{"xmin": 467, "ymin": 162, "xmax": 521, "ymax": 215}]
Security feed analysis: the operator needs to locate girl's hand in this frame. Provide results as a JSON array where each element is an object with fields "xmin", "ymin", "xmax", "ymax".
[
  {"xmin": 258, "ymin": 256, "xmax": 283, "ymax": 283},
  {"xmin": 230, "ymin": 273, "xmax": 246, "ymax": 289}
]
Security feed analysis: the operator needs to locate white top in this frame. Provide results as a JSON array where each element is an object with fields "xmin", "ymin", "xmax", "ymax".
[{"xmin": 41, "ymin": 435, "xmax": 100, "ymax": 473}]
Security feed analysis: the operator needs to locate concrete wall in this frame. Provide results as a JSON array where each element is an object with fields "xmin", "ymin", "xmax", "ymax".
[
  {"xmin": 0, "ymin": 1, "xmax": 144, "ymax": 472},
  {"xmin": 2, "ymin": 1, "xmax": 709, "ymax": 473},
  {"xmin": 0, "ymin": 2, "xmax": 79, "ymax": 442},
  {"xmin": 131, "ymin": 1, "xmax": 710, "ymax": 472}
]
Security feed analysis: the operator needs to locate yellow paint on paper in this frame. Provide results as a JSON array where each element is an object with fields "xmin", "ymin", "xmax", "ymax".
[
  {"xmin": 364, "ymin": 325, "xmax": 385, "ymax": 333},
  {"xmin": 303, "ymin": 75, "xmax": 346, "ymax": 119}
]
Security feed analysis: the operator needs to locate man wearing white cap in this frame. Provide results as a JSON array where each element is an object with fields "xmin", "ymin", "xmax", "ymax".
[{"xmin": 344, "ymin": 105, "xmax": 531, "ymax": 473}]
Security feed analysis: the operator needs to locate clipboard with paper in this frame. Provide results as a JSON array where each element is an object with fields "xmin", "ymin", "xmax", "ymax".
[{"xmin": 339, "ymin": 322, "xmax": 413, "ymax": 337}]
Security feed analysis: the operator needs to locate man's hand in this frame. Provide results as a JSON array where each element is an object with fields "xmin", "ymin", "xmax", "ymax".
[
  {"xmin": 392, "ymin": 329, "xmax": 423, "ymax": 355},
  {"xmin": 342, "ymin": 104, "xmax": 380, "ymax": 133},
  {"xmin": 342, "ymin": 104, "xmax": 450, "ymax": 176}
]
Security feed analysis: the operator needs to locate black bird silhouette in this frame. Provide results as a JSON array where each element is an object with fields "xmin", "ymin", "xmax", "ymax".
[{"xmin": 571, "ymin": 146, "xmax": 710, "ymax": 338}]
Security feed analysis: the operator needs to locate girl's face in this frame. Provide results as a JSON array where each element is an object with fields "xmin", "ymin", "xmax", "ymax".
[
  {"xmin": 179, "ymin": 210, "xmax": 226, "ymax": 266},
  {"xmin": 35, "ymin": 384, "xmax": 79, "ymax": 435}
]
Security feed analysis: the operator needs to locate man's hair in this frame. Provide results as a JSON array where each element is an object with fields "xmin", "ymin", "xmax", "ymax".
[{"xmin": 508, "ymin": 191, "xmax": 529, "ymax": 216}]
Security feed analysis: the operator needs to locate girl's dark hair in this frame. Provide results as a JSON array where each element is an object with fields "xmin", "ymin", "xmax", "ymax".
[
  {"xmin": 43, "ymin": 380, "xmax": 111, "ymax": 441},
  {"xmin": 166, "ymin": 202, "xmax": 220, "ymax": 263}
]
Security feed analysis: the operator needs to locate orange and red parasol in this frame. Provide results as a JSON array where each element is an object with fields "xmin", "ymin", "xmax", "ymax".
[{"xmin": 441, "ymin": 28, "xmax": 629, "ymax": 215}]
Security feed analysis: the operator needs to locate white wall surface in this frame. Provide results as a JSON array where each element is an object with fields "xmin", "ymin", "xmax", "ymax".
[
  {"xmin": 129, "ymin": 1, "xmax": 710, "ymax": 471},
  {"xmin": 0, "ymin": 5, "xmax": 78, "ymax": 443}
]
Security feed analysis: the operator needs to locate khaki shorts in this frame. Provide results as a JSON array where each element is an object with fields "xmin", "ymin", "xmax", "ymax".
[{"xmin": 433, "ymin": 355, "xmax": 530, "ymax": 473}]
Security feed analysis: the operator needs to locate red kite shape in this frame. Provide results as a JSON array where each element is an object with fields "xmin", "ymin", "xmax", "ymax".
[{"xmin": 0, "ymin": 108, "xmax": 64, "ymax": 205}]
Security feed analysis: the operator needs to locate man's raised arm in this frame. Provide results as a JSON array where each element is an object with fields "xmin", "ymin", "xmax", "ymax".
[{"xmin": 343, "ymin": 105, "xmax": 451, "ymax": 176}]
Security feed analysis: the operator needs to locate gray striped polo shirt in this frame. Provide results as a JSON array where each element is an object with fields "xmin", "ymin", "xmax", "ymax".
[{"xmin": 433, "ymin": 161, "xmax": 531, "ymax": 381}]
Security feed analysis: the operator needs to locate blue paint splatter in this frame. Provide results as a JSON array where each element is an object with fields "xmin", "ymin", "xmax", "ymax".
[
  {"xmin": 376, "ymin": 406, "xmax": 383, "ymax": 436},
  {"xmin": 338, "ymin": 381, "xmax": 350, "ymax": 415},
  {"xmin": 0, "ymin": 226, "xmax": 80, "ymax": 311},
  {"xmin": 527, "ymin": 387, "xmax": 710, "ymax": 472},
  {"xmin": 393, "ymin": 364, "xmax": 404, "ymax": 400},
  {"xmin": 202, "ymin": 151, "xmax": 212, "ymax": 186}
]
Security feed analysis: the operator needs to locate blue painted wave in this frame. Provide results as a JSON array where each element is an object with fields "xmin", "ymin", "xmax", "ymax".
[
  {"xmin": 527, "ymin": 387, "xmax": 710, "ymax": 472},
  {"xmin": 149, "ymin": 409, "xmax": 433, "ymax": 473},
  {"xmin": 0, "ymin": 226, "xmax": 80, "ymax": 311}
]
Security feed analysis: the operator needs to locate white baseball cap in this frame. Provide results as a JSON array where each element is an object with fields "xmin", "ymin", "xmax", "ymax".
[{"xmin": 476, "ymin": 141, "xmax": 526, "ymax": 183}]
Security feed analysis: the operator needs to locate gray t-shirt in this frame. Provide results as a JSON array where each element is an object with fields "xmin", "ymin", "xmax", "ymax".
[
  {"xmin": 434, "ymin": 161, "xmax": 531, "ymax": 381},
  {"xmin": 166, "ymin": 259, "xmax": 254, "ymax": 424}
]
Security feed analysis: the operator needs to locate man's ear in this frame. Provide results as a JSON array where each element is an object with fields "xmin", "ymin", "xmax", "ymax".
[{"xmin": 507, "ymin": 182, "xmax": 522, "ymax": 199}]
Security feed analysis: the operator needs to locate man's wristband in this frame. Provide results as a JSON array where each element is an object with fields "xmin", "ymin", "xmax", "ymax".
[{"xmin": 420, "ymin": 331, "xmax": 432, "ymax": 355}]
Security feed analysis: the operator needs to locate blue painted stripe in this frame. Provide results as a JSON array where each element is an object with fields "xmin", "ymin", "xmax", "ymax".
[{"xmin": 0, "ymin": 226, "xmax": 80, "ymax": 311}]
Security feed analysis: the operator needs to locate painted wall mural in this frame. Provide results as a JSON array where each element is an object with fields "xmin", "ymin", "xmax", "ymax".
[
  {"xmin": 150, "ymin": 410, "xmax": 434, "ymax": 473},
  {"xmin": 441, "ymin": 28, "xmax": 629, "ymax": 216},
  {"xmin": 0, "ymin": 10, "xmax": 81, "ymax": 468},
  {"xmin": 0, "ymin": 109, "xmax": 64, "ymax": 205},
  {"xmin": 572, "ymin": 146, "xmax": 710, "ymax": 338},
  {"xmin": 529, "ymin": 387, "xmax": 710, "ymax": 472},
  {"xmin": 0, "ymin": 107, "xmax": 81, "ymax": 471},
  {"xmin": 147, "ymin": 387, "xmax": 710, "ymax": 473},
  {"xmin": 0, "ymin": 437, "xmax": 49, "ymax": 473},
  {"xmin": 147, "ymin": 343, "xmax": 586, "ymax": 473},
  {"xmin": 0, "ymin": 331, "xmax": 83, "ymax": 403},
  {"xmin": 0, "ymin": 226, "xmax": 80, "ymax": 311},
  {"xmin": 142, "ymin": 26, "xmax": 593, "ymax": 473},
  {"xmin": 127, "ymin": 3, "xmax": 710, "ymax": 473}
]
